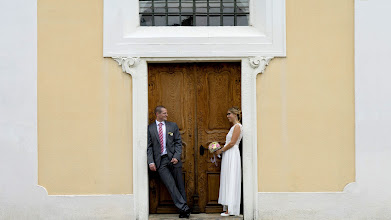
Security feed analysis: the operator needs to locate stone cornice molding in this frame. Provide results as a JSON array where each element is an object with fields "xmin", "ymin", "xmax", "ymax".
[
  {"xmin": 113, "ymin": 57, "xmax": 140, "ymax": 75},
  {"xmin": 249, "ymin": 56, "xmax": 274, "ymax": 75}
]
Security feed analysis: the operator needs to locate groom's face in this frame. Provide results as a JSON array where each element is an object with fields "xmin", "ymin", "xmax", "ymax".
[{"xmin": 156, "ymin": 108, "xmax": 168, "ymax": 122}]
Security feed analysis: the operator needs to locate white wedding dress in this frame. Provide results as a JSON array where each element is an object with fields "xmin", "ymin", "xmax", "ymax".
[{"xmin": 218, "ymin": 123, "xmax": 243, "ymax": 216}]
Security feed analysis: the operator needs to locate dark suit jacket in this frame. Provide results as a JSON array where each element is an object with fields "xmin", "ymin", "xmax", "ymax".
[{"xmin": 147, "ymin": 121, "xmax": 183, "ymax": 169}]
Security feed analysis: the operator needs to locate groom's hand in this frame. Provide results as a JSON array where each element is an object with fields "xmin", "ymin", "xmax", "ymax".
[
  {"xmin": 149, "ymin": 163, "xmax": 156, "ymax": 171},
  {"xmin": 171, "ymin": 158, "xmax": 178, "ymax": 165}
]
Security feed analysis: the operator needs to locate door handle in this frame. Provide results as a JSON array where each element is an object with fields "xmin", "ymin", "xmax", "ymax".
[{"xmin": 200, "ymin": 145, "xmax": 205, "ymax": 156}]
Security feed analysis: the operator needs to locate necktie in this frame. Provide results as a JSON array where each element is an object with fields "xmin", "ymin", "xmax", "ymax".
[{"xmin": 158, "ymin": 123, "xmax": 164, "ymax": 154}]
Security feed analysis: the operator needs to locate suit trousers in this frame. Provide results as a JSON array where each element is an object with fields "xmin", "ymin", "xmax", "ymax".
[{"xmin": 158, "ymin": 156, "xmax": 188, "ymax": 211}]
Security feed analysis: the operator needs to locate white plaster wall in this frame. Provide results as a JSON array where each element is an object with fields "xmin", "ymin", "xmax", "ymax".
[
  {"xmin": 257, "ymin": 0, "xmax": 391, "ymax": 219},
  {"xmin": 0, "ymin": 1, "xmax": 135, "ymax": 219},
  {"xmin": 0, "ymin": 0, "xmax": 41, "ymax": 217},
  {"xmin": 354, "ymin": 0, "xmax": 391, "ymax": 215}
]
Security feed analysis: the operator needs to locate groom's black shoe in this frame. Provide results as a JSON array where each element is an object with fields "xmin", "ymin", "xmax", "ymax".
[{"xmin": 179, "ymin": 209, "xmax": 191, "ymax": 218}]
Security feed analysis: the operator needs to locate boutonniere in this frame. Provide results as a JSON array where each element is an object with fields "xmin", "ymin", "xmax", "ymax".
[{"xmin": 168, "ymin": 132, "xmax": 174, "ymax": 136}]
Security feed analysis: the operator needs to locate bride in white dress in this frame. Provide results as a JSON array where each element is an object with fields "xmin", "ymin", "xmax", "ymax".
[{"xmin": 215, "ymin": 107, "xmax": 243, "ymax": 216}]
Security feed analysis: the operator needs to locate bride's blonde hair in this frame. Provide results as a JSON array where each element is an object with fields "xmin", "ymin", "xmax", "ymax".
[{"xmin": 228, "ymin": 106, "xmax": 242, "ymax": 122}]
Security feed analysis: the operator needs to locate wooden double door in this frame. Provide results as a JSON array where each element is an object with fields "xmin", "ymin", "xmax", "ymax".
[{"xmin": 148, "ymin": 62, "xmax": 241, "ymax": 213}]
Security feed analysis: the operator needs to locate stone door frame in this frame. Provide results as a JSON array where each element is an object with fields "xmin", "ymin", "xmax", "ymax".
[{"xmin": 113, "ymin": 56, "xmax": 273, "ymax": 220}]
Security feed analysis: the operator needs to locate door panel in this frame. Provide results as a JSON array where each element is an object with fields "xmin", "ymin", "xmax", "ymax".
[
  {"xmin": 148, "ymin": 63, "xmax": 241, "ymax": 214},
  {"xmin": 148, "ymin": 63, "xmax": 196, "ymax": 213},
  {"xmin": 195, "ymin": 63, "xmax": 241, "ymax": 213}
]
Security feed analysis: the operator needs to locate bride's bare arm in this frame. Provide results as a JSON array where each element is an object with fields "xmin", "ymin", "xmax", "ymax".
[{"xmin": 216, "ymin": 125, "xmax": 241, "ymax": 154}]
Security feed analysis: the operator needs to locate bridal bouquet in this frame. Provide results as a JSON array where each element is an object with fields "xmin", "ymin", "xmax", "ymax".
[
  {"xmin": 208, "ymin": 142, "xmax": 222, "ymax": 166},
  {"xmin": 208, "ymin": 141, "xmax": 221, "ymax": 153}
]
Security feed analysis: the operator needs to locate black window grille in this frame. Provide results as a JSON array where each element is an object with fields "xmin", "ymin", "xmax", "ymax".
[{"xmin": 139, "ymin": 0, "xmax": 249, "ymax": 26}]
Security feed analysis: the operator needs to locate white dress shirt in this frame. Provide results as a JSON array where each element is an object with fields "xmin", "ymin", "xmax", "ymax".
[{"xmin": 156, "ymin": 120, "xmax": 167, "ymax": 155}]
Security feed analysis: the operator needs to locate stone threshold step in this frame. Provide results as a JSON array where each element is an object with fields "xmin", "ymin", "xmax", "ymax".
[{"xmin": 149, "ymin": 213, "xmax": 243, "ymax": 220}]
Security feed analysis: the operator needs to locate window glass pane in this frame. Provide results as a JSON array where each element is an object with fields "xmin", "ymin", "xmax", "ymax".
[
  {"xmin": 139, "ymin": 0, "xmax": 249, "ymax": 26},
  {"xmin": 139, "ymin": 1, "xmax": 152, "ymax": 9},
  {"xmin": 236, "ymin": 15, "xmax": 248, "ymax": 26},
  {"xmin": 195, "ymin": 16, "xmax": 207, "ymax": 26},
  {"xmin": 195, "ymin": 1, "xmax": 207, "ymax": 8},
  {"xmin": 209, "ymin": 16, "xmax": 220, "ymax": 26},
  {"xmin": 168, "ymin": 2, "xmax": 180, "ymax": 13},
  {"xmin": 237, "ymin": 7, "xmax": 249, "ymax": 13},
  {"xmin": 140, "ymin": 7, "xmax": 152, "ymax": 14},
  {"xmin": 209, "ymin": 7, "xmax": 220, "ymax": 13},
  {"xmin": 237, "ymin": 2, "xmax": 249, "ymax": 13},
  {"xmin": 208, "ymin": 2, "xmax": 220, "ymax": 8},
  {"xmin": 154, "ymin": 1, "xmax": 166, "ymax": 13},
  {"xmin": 181, "ymin": 15, "xmax": 193, "ymax": 26},
  {"xmin": 181, "ymin": 2, "xmax": 193, "ymax": 13},
  {"xmin": 168, "ymin": 8, "xmax": 180, "ymax": 13},
  {"xmin": 168, "ymin": 16, "xmax": 180, "ymax": 26},
  {"xmin": 196, "ymin": 7, "xmax": 207, "ymax": 13},
  {"xmin": 223, "ymin": 3, "xmax": 234, "ymax": 13},
  {"xmin": 223, "ymin": 16, "xmax": 234, "ymax": 26},
  {"xmin": 154, "ymin": 8, "xmax": 166, "ymax": 13},
  {"xmin": 155, "ymin": 15, "xmax": 167, "ymax": 26},
  {"xmin": 140, "ymin": 15, "xmax": 152, "ymax": 26}
]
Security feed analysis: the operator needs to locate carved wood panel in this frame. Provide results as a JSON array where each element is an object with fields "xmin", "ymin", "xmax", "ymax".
[
  {"xmin": 148, "ymin": 62, "xmax": 241, "ymax": 214},
  {"xmin": 148, "ymin": 63, "xmax": 196, "ymax": 214},
  {"xmin": 195, "ymin": 63, "xmax": 241, "ymax": 213}
]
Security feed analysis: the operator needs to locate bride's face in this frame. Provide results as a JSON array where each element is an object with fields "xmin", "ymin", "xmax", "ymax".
[{"xmin": 226, "ymin": 111, "xmax": 237, "ymax": 122}]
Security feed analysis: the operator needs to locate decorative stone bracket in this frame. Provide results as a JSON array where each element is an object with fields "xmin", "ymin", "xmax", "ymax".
[
  {"xmin": 113, "ymin": 57, "xmax": 140, "ymax": 75},
  {"xmin": 249, "ymin": 56, "xmax": 274, "ymax": 75}
]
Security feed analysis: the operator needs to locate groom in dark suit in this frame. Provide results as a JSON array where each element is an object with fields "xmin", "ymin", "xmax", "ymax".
[{"xmin": 147, "ymin": 106, "xmax": 191, "ymax": 218}]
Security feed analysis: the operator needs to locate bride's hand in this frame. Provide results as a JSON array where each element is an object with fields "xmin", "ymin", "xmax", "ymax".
[{"xmin": 215, "ymin": 149, "xmax": 223, "ymax": 155}]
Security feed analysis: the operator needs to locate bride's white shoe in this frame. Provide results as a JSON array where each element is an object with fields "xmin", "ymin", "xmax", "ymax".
[{"xmin": 220, "ymin": 212, "xmax": 230, "ymax": 217}]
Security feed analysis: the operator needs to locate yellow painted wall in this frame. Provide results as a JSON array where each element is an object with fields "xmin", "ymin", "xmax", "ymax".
[
  {"xmin": 257, "ymin": 0, "xmax": 355, "ymax": 191},
  {"xmin": 38, "ymin": 0, "xmax": 133, "ymax": 194},
  {"xmin": 38, "ymin": 0, "xmax": 354, "ymax": 194}
]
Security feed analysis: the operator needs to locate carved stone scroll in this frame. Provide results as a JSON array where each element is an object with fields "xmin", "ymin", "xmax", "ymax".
[
  {"xmin": 249, "ymin": 56, "xmax": 274, "ymax": 75},
  {"xmin": 113, "ymin": 57, "xmax": 140, "ymax": 75}
]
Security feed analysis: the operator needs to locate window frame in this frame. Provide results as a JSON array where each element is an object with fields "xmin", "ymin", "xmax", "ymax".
[
  {"xmin": 103, "ymin": 0, "xmax": 285, "ymax": 59},
  {"xmin": 138, "ymin": 0, "xmax": 250, "ymax": 27}
]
